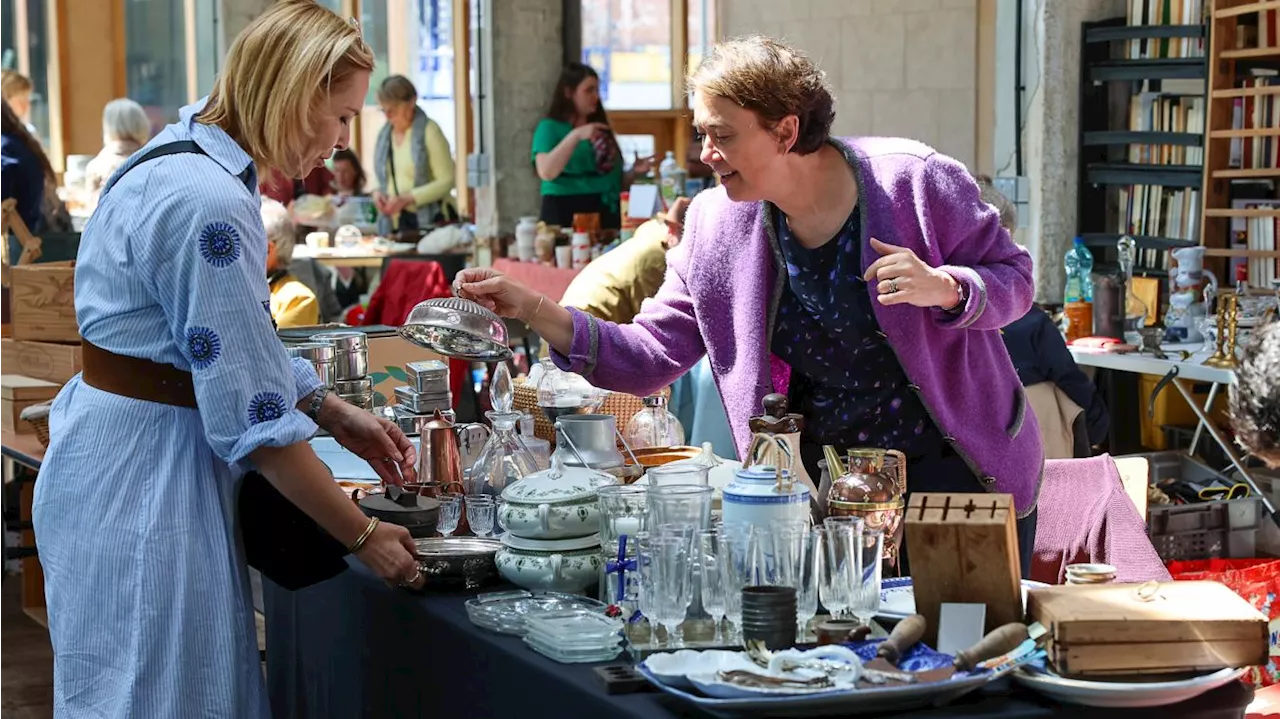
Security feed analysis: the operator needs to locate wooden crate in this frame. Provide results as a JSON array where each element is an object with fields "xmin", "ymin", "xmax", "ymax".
[
  {"xmin": 1028, "ymin": 580, "xmax": 1268, "ymax": 677},
  {"xmin": 1, "ymin": 374, "xmax": 59, "ymax": 434},
  {"xmin": 10, "ymin": 263, "xmax": 78, "ymax": 343},
  {"xmin": 0, "ymin": 339, "xmax": 82, "ymax": 384}
]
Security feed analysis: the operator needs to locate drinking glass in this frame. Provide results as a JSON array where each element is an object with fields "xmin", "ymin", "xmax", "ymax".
[
  {"xmin": 698, "ymin": 530, "xmax": 726, "ymax": 644},
  {"xmin": 717, "ymin": 524, "xmax": 757, "ymax": 644},
  {"xmin": 597, "ymin": 485, "xmax": 648, "ymax": 550},
  {"xmin": 850, "ymin": 528, "xmax": 885, "ymax": 628},
  {"xmin": 795, "ymin": 529, "xmax": 821, "ymax": 641},
  {"xmin": 465, "ymin": 494, "xmax": 495, "ymax": 537},
  {"xmin": 647, "ymin": 485, "xmax": 713, "ymax": 531},
  {"xmin": 494, "ymin": 496, "xmax": 508, "ymax": 536},
  {"xmin": 820, "ymin": 524, "xmax": 855, "ymax": 620},
  {"xmin": 645, "ymin": 464, "xmax": 710, "ymax": 488},
  {"xmin": 649, "ymin": 535, "xmax": 693, "ymax": 648},
  {"xmin": 437, "ymin": 494, "xmax": 462, "ymax": 537},
  {"xmin": 634, "ymin": 531, "xmax": 655, "ymax": 638}
]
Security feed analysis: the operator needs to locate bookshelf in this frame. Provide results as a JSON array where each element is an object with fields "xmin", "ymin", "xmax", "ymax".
[
  {"xmin": 1199, "ymin": 0, "xmax": 1280, "ymax": 288},
  {"xmin": 1078, "ymin": 11, "xmax": 1207, "ymax": 279}
]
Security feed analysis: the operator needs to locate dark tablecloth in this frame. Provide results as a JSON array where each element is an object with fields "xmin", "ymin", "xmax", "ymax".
[{"xmin": 262, "ymin": 560, "xmax": 1254, "ymax": 719}]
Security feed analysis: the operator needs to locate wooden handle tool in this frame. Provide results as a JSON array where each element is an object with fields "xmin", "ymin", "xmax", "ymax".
[
  {"xmin": 953, "ymin": 622, "xmax": 1029, "ymax": 671},
  {"xmin": 876, "ymin": 613, "xmax": 926, "ymax": 665}
]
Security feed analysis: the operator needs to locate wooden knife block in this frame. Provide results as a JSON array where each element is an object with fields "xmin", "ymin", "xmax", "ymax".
[{"xmin": 903, "ymin": 493, "xmax": 1023, "ymax": 647}]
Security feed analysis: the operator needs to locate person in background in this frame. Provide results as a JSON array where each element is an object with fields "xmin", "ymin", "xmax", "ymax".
[
  {"xmin": 983, "ymin": 175, "xmax": 1109, "ymax": 453},
  {"xmin": 372, "ymin": 75, "xmax": 455, "ymax": 238},
  {"xmin": 85, "ymin": 98, "xmax": 152, "ymax": 194},
  {"xmin": 2, "ymin": 70, "xmax": 35, "ymax": 135},
  {"xmin": 331, "ymin": 147, "xmax": 367, "ymax": 197},
  {"xmin": 558, "ymin": 196, "xmax": 690, "ymax": 324},
  {"xmin": 532, "ymin": 62, "xmax": 653, "ymax": 230},
  {"xmin": 262, "ymin": 197, "xmax": 321, "ymax": 328},
  {"xmin": 1, "ymin": 99, "xmax": 46, "ymax": 232},
  {"xmin": 1230, "ymin": 321, "xmax": 1280, "ymax": 467},
  {"xmin": 260, "ymin": 163, "xmax": 334, "ymax": 206}
]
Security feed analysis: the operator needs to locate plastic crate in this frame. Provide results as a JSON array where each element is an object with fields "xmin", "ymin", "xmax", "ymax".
[{"xmin": 1119, "ymin": 451, "xmax": 1266, "ymax": 562}]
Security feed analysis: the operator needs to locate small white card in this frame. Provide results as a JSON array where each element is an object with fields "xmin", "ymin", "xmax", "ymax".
[
  {"xmin": 627, "ymin": 184, "xmax": 660, "ymax": 219},
  {"xmin": 937, "ymin": 603, "xmax": 986, "ymax": 657}
]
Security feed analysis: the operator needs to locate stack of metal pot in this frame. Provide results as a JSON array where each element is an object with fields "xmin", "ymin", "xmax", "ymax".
[
  {"xmin": 389, "ymin": 360, "xmax": 452, "ymax": 431},
  {"xmin": 305, "ymin": 330, "xmax": 374, "ymax": 411}
]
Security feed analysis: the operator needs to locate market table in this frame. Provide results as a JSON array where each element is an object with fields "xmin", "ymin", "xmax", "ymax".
[
  {"xmin": 261, "ymin": 560, "xmax": 1254, "ymax": 719},
  {"xmin": 1, "ymin": 429, "xmax": 46, "ymax": 627}
]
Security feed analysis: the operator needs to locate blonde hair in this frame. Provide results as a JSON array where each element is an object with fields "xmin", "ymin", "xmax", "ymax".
[
  {"xmin": 260, "ymin": 198, "xmax": 296, "ymax": 266},
  {"xmin": 197, "ymin": 0, "xmax": 373, "ymax": 175},
  {"xmin": 1, "ymin": 70, "xmax": 32, "ymax": 101},
  {"xmin": 102, "ymin": 98, "xmax": 151, "ymax": 147},
  {"xmin": 973, "ymin": 173, "xmax": 1017, "ymax": 232}
]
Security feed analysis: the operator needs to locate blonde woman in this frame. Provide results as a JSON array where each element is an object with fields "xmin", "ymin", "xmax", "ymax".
[
  {"xmin": 261, "ymin": 197, "xmax": 321, "ymax": 327},
  {"xmin": 85, "ymin": 98, "xmax": 152, "ymax": 193},
  {"xmin": 32, "ymin": 2, "xmax": 420, "ymax": 715},
  {"xmin": 1, "ymin": 69, "xmax": 34, "ymax": 131}
]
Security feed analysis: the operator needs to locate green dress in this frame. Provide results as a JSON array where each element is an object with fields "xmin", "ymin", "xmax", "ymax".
[{"xmin": 531, "ymin": 118, "xmax": 622, "ymax": 229}]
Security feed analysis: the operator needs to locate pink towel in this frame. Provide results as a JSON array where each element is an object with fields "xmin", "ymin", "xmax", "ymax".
[{"xmin": 1031, "ymin": 454, "xmax": 1172, "ymax": 585}]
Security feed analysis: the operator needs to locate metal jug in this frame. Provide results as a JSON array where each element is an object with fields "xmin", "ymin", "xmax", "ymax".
[{"xmin": 414, "ymin": 410, "xmax": 490, "ymax": 490}]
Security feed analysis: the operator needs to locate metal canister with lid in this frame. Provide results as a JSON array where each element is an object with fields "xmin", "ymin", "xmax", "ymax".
[
  {"xmin": 286, "ymin": 341, "xmax": 338, "ymax": 388},
  {"xmin": 406, "ymin": 360, "xmax": 450, "ymax": 394},
  {"xmin": 335, "ymin": 376, "xmax": 375, "ymax": 411},
  {"xmin": 311, "ymin": 330, "xmax": 369, "ymax": 381}
]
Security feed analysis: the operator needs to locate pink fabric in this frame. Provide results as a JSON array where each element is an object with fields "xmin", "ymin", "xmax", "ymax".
[
  {"xmin": 1031, "ymin": 454, "xmax": 1171, "ymax": 585},
  {"xmin": 492, "ymin": 259, "xmax": 580, "ymax": 303}
]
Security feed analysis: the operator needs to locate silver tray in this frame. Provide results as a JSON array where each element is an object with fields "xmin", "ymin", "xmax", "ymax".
[{"xmin": 413, "ymin": 536, "xmax": 502, "ymax": 590}]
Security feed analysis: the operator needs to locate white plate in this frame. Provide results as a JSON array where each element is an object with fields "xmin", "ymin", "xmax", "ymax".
[
  {"xmin": 1011, "ymin": 667, "xmax": 1246, "ymax": 708},
  {"xmin": 876, "ymin": 577, "xmax": 1049, "ymax": 621}
]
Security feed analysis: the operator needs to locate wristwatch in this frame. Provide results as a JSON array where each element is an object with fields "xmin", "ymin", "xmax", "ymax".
[
  {"xmin": 306, "ymin": 386, "xmax": 329, "ymax": 422},
  {"xmin": 944, "ymin": 279, "xmax": 969, "ymax": 313}
]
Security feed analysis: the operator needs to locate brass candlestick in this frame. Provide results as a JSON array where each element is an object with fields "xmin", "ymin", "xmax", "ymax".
[{"xmin": 1204, "ymin": 292, "xmax": 1241, "ymax": 369}]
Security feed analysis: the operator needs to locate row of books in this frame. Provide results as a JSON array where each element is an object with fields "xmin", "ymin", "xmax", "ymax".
[
  {"xmin": 1118, "ymin": 184, "xmax": 1201, "ymax": 244},
  {"xmin": 1128, "ymin": 92, "xmax": 1204, "ymax": 165},
  {"xmin": 1230, "ymin": 199, "xmax": 1280, "ymax": 289},
  {"xmin": 1228, "ymin": 73, "xmax": 1280, "ymax": 170},
  {"xmin": 1125, "ymin": 0, "xmax": 1205, "ymax": 59}
]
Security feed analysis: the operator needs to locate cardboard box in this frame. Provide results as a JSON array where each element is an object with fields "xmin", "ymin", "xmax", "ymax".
[
  {"xmin": 1, "ymin": 374, "xmax": 59, "ymax": 434},
  {"xmin": 10, "ymin": 263, "xmax": 78, "ymax": 343},
  {"xmin": 366, "ymin": 333, "xmax": 447, "ymax": 408},
  {"xmin": 0, "ymin": 339, "xmax": 82, "ymax": 384}
]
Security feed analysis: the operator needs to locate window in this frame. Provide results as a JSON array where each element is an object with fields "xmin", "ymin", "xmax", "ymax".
[
  {"xmin": 125, "ymin": 0, "xmax": 187, "ymax": 129},
  {"xmin": 412, "ymin": 0, "xmax": 456, "ymax": 154},
  {"xmin": 687, "ymin": 0, "xmax": 716, "ymax": 82},
  {"xmin": 193, "ymin": 0, "xmax": 219, "ymax": 97},
  {"xmin": 360, "ymin": 0, "xmax": 390, "ymax": 105},
  {"xmin": 581, "ymin": 0, "xmax": 672, "ymax": 111}
]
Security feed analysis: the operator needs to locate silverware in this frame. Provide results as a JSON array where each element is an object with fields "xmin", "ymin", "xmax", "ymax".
[
  {"xmin": 744, "ymin": 639, "xmax": 916, "ymax": 685},
  {"xmin": 715, "ymin": 669, "xmax": 832, "ymax": 690}
]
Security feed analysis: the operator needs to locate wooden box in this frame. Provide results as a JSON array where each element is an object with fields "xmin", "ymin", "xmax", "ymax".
[
  {"xmin": 1, "ymin": 375, "xmax": 59, "ymax": 434},
  {"xmin": 0, "ymin": 339, "xmax": 82, "ymax": 384},
  {"xmin": 10, "ymin": 263, "xmax": 78, "ymax": 343},
  {"xmin": 1027, "ymin": 581, "xmax": 1269, "ymax": 677},
  {"xmin": 903, "ymin": 493, "xmax": 1023, "ymax": 646}
]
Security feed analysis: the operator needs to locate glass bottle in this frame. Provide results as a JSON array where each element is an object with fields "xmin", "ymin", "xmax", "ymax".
[
  {"xmin": 534, "ymin": 357, "xmax": 604, "ymax": 425},
  {"xmin": 625, "ymin": 394, "xmax": 685, "ymax": 449},
  {"xmin": 468, "ymin": 362, "xmax": 539, "ymax": 497},
  {"xmin": 1117, "ymin": 234, "xmax": 1149, "ymax": 345}
]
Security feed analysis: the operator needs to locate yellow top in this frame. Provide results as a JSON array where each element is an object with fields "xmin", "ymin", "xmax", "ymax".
[
  {"xmin": 383, "ymin": 118, "xmax": 456, "ymax": 209},
  {"xmin": 559, "ymin": 218, "xmax": 669, "ymax": 325},
  {"xmin": 270, "ymin": 274, "xmax": 320, "ymax": 329}
]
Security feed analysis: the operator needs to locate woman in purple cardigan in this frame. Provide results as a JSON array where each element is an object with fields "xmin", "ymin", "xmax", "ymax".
[{"xmin": 458, "ymin": 37, "xmax": 1044, "ymax": 574}]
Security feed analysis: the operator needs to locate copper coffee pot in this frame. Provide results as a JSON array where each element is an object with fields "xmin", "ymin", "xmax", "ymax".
[
  {"xmin": 825, "ymin": 447, "xmax": 906, "ymax": 571},
  {"xmin": 414, "ymin": 410, "xmax": 490, "ymax": 492}
]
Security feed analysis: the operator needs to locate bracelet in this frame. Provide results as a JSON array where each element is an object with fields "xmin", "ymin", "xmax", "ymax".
[
  {"xmin": 348, "ymin": 516, "xmax": 379, "ymax": 554},
  {"xmin": 523, "ymin": 295, "xmax": 546, "ymax": 326}
]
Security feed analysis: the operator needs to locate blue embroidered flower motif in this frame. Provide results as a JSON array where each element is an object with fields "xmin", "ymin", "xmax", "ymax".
[
  {"xmin": 185, "ymin": 326, "xmax": 222, "ymax": 370},
  {"xmin": 198, "ymin": 221, "xmax": 242, "ymax": 268},
  {"xmin": 247, "ymin": 391, "xmax": 288, "ymax": 425}
]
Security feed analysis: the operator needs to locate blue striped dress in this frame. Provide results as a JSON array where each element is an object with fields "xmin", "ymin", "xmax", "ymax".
[{"xmin": 32, "ymin": 99, "xmax": 324, "ymax": 717}]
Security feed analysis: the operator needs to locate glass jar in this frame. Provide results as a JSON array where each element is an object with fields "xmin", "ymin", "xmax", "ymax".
[
  {"xmin": 534, "ymin": 358, "xmax": 604, "ymax": 426},
  {"xmin": 625, "ymin": 394, "xmax": 685, "ymax": 449}
]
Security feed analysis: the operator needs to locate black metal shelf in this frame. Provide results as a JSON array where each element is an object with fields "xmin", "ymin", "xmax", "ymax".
[
  {"xmin": 1085, "ymin": 24, "xmax": 1205, "ymax": 43},
  {"xmin": 1082, "ymin": 131, "xmax": 1202, "ymax": 147},
  {"xmin": 1080, "ymin": 233, "xmax": 1198, "ymax": 251},
  {"xmin": 1088, "ymin": 58, "xmax": 1206, "ymax": 82},
  {"xmin": 1085, "ymin": 163, "xmax": 1202, "ymax": 187}
]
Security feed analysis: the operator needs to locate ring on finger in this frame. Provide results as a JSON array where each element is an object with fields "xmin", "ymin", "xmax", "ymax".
[
  {"xmin": 888, "ymin": 278, "xmax": 900, "ymax": 294},
  {"xmin": 399, "ymin": 567, "xmax": 421, "ymax": 587}
]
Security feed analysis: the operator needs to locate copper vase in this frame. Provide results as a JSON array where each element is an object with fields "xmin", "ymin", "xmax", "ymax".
[{"xmin": 826, "ymin": 448, "xmax": 905, "ymax": 571}]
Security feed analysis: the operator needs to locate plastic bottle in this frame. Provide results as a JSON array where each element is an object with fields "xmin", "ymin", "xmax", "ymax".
[
  {"xmin": 1063, "ymin": 237, "xmax": 1095, "ymax": 342},
  {"xmin": 658, "ymin": 151, "xmax": 685, "ymax": 205}
]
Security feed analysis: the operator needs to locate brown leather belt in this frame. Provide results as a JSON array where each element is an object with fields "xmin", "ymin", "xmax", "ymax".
[{"xmin": 81, "ymin": 340, "xmax": 198, "ymax": 409}]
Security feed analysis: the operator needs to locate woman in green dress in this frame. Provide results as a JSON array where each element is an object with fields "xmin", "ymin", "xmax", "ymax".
[{"xmin": 532, "ymin": 62, "xmax": 653, "ymax": 230}]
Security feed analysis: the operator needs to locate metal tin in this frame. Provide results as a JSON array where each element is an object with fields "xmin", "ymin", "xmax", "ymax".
[
  {"xmin": 312, "ymin": 330, "xmax": 369, "ymax": 380},
  {"xmin": 287, "ymin": 342, "xmax": 338, "ymax": 389},
  {"xmin": 338, "ymin": 391, "xmax": 375, "ymax": 411},
  {"xmin": 407, "ymin": 359, "xmax": 448, "ymax": 380},
  {"xmin": 334, "ymin": 377, "xmax": 374, "ymax": 395},
  {"xmin": 391, "ymin": 403, "xmax": 455, "ymax": 433},
  {"xmin": 394, "ymin": 385, "xmax": 452, "ymax": 413}
]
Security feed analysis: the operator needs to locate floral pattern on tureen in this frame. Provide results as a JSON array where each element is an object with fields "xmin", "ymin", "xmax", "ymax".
[{"xmin": 501, "ymin": 453, "xmax": 616, "ymax": 504}]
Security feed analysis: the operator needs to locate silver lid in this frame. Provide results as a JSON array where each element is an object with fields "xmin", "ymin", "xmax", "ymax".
[
  {"xmin": 311, "ymin": 330, "xmax": 368, "ymax": 352},
  {"xmin": 398, "ymin": 297, "xmax": 512, "ymax": 362},
  {"xmin": 286, "ymin": 341, "xmax": 337, "ymax": 362}
]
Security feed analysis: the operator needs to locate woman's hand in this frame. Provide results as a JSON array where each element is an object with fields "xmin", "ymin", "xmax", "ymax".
[
  {"xmin": 573, "ymin": 122, "xmax": 609, "ymax": 143},
  {"xmin": 631, "ymin": 154, "xmax": 656, "ymax": 176},
  {"xmin": 373, "ymin": 190, "xmax": 389, "ymax": 213},
  {"xmin": 353, "ymin": 521, "xmax": 423, "ymax": 589},
  {"xmin": 452, "ymin": 268, "xmax": 543, "ymax": 320},
  {"xmin": 327, "ymin": 401, "xmax": 418, "ymax": 486},
  {"xmin": 863, "ymin": 238, "xmax": 963, "ymax": 309}
]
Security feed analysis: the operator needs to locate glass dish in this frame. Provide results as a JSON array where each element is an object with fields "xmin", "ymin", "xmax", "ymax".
[
  {"xmin": 523, "ymin": 626, "xmax": 623, "ymax": 651},
  {"xmin": 464, "ymin": 591, "xmax": 609, "ymax": 636},
  {"xmin": 522, "ymin": 635, "xmax": 624, "ymax": 663},
  {"xmin": 523, "ymin": 608, "xmax": 624, "ymax": 641}
]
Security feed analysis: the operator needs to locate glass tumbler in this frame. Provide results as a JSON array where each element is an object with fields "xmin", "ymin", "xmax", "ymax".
[
  {"xmin": 647, "ymin": 484, "xmax": 713, "ymax": 531},
  {"xmin": 645, "ymin": 464, "xmax": 710, "ymax": 488}
]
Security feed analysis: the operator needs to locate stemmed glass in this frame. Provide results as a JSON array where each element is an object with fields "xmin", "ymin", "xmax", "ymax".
[
  {"xmin": 437, "ymin": 494, "xmax": 462, "ymax": 537},
  {"xmin": 697, "ymin": 530, "xmax": 726, "ymax": 645},
  {"xmin": 634, "ymin": 531, "xmax": 655, "ymax": 641},
  {"xmin": 820, "ymin": 524, "xmax": 856, "ymax": 620},
  {"xmin": 849, "ymin": 528, "xmax": 885, "ymax": 628},
  {"xmin": 795, "ymin": 528, "xmax": 822, "ymax": 642},
  {"xmin": 649, "ymin": 535, "xmax": 693, "ymax": 648},
  {"xmin": 717, "ymin": 523, "xmax": 757, "ymax": 645},
  {"xmin": 464, "ymin": 494, "xmax": 495, "ymax": 537}
]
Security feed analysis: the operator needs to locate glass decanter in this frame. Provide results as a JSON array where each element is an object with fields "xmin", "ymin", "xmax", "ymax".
[
  {"xmin": 1117, "ymin": 234, "xmax": 1149, "ymax": 345},
  {"xmin": 534, "ymin": 357, "xmax": 605, "ymax": 425},
  {"xmin": 468, "ymin": 362, "xmax": 539, "ymax": 497},
  {"xmin": 625, "ymin": 394, "xmax": 686, "ymax": 449}
]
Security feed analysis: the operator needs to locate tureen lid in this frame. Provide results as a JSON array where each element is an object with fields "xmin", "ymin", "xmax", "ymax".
[
  {"xmin": 398, "ymin": 296, "xmax": 512, "ymax": 361},
  {"xmin": 500, "ymin": 533, "xmax": 602, "ymax": 552},
  {"xmin": 501, "ymin": 453, "xmax": 616, "ymax": 503}
]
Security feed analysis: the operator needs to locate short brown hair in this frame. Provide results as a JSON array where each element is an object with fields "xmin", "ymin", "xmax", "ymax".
[
  {"xmin": 974, "ymin": 173, "xmax": 1017, "ymax": 231},
  {"xmin": 1, "ymin": 70, "xmax": 31, "ymax": 101},
  {"xmin": 376, "ymin": 75, "xmax": 417, "ymax": 106},
  {"xmin": 687, "ymin": 36, "xmax": 835, "ymax": 155},
  {"xmin": 198, "ymin": 0, "xmax": 373, "ymax": 176}
]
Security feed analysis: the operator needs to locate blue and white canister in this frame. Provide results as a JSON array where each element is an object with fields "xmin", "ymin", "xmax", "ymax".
[{"xmin": 721, "ymin": 464, "xmax": 811, "ymax": 530}]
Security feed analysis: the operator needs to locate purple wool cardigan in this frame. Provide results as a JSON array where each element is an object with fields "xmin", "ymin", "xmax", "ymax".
[{"xmin": 551, "ymin": 137, "xmax": 1045, "ymax": 516}]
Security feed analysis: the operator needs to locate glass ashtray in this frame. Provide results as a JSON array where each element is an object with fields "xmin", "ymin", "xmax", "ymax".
[{"xmin": 464, "ymin": 591, "xmax": 609, "ymax": 636}]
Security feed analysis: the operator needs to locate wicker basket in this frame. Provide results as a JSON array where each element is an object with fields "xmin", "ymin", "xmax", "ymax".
[
  {"xmin": 21, "ymin": 402, "xmax": 52, "ymax": 448},
  {"xmin": 512, "ymin": 381, "xmax": 669, "ymax": 446}
]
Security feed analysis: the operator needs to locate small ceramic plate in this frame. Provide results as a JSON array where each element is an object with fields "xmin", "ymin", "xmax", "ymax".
[
  {"xmin": 877, "ymin": 577, "xmax": 1049, "ymax": 621},
  {"xmin": 1012, "ymin": 666, "xmax": 1246, "ymax": 708}
]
